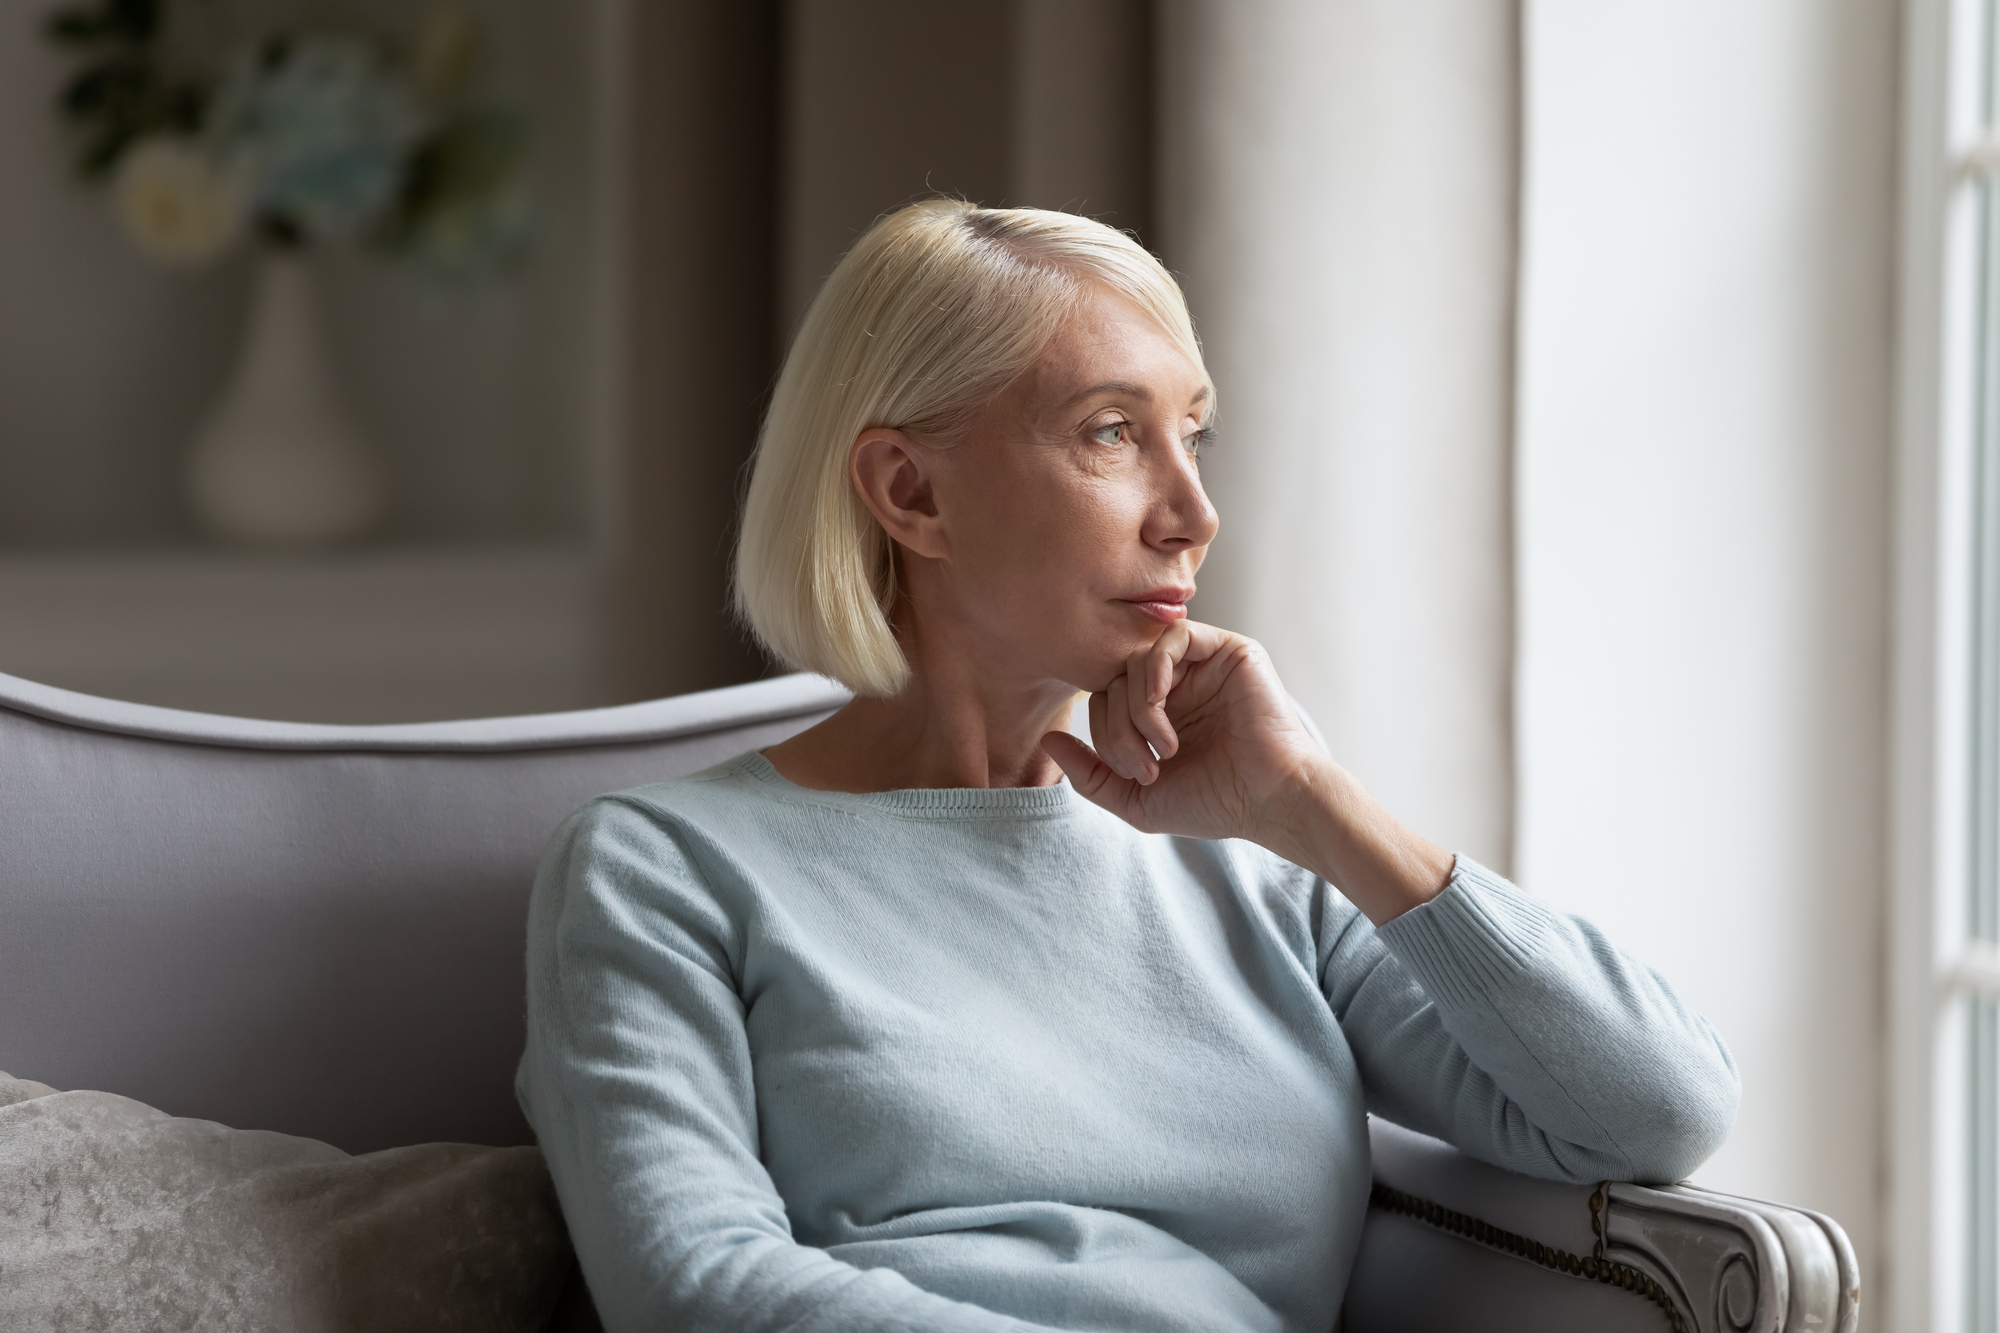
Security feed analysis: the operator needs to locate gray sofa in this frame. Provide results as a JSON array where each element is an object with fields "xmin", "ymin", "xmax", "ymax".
[{"xmin": 0, "ymin": 667, "xmax": 1858, "ymax": 1332}]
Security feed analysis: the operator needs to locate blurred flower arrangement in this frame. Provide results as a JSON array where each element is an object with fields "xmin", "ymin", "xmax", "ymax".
[{"xmin": 43, "ymin": 0, "xmax": 532, "ymax": 287}]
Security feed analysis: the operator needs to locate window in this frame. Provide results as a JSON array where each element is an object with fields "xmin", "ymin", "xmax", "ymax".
[
  {"xmin": 1898, "ymin": 2, "xmax": 2000, "ymax": 1330},
  {"xmin": 1971, "ymin": 0, "xmax": 2000, "ymax": 1324}
]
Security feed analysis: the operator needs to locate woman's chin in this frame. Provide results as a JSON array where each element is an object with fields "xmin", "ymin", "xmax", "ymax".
[
  {"xmin": 1029, "ymin": 614, "xmax": 1177, "ymax": 696},
  {"xmin": 1067, "ymin": 646, "xmax": 1153, "ymax": 695}
]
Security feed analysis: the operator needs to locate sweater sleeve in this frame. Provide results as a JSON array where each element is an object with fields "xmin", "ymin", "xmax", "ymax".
[
  {"xmin": 1319, "ymin": 855, "xmax": 1739, "ymax": 1185},
  {"xmin": 516, "ymin": 797, "xmax": 1050, "ymax": 1333}
]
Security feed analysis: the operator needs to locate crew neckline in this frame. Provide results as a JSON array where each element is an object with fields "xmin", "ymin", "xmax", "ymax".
[{"xmin": 737, "ymin": 750, "xmax": 1079, "ymax": 818}]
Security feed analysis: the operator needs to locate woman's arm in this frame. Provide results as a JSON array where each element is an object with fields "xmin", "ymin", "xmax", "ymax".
[
  {"xmin": 1043, "ymin": 619, "xmax": 1740, "ymax": 1183},
  {"xmin": 1041, "ymin": 620, "xmax": 1453, "ymax": 928},
  {"xmin": 518, "ymin": 799, "xmax": 1049, "ymax": 1333},
  {"xmin": 1317, "ymin": 854, "xmax": 1738, "ymax": 1184},
  {"xmin": 1226, "ymin": 707, "xmax": 1739, "ymax": 1182}
]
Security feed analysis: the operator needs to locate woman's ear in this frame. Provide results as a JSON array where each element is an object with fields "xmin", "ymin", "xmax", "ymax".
[{"xmin": 851, "ymin": 429, "xmax": 949, "ymax": 560}]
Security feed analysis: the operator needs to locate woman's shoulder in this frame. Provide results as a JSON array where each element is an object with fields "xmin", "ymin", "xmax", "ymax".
[
  {"xmin": 615, "ymin": 747, "xmax": 776, "ymax": 808},
  {"xmin": 536, "ymin": 752, "xmax": 790, "ymax": 884},
  {"xmin": 556, "ymin": 749, "xmax": 783, "ymax": 848},
  {"xmin": 532, "ymin": 752, "xmax": 787, "ymax": 939}
]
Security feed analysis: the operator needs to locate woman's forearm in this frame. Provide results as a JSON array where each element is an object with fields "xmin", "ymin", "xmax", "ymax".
[
  {"xmin": 1329, "ymin": 856, "xmax": 1741, "ymax": 1184},
  {"xmin": 1257, "ymin": 752, "xmax": 1454, "ymax": 926}
]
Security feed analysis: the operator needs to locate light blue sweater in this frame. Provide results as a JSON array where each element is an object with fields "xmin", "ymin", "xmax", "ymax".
[{"xmin": 516, "ymin": 751, "xmax": 1737, "ymax": 1333}]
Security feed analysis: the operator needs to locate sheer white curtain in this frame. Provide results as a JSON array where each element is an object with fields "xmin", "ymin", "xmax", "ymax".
[
  {"xmin": 1158, "ymin": 0, "xmax": 1898, "ymax": 1306},
  {"xmin": 1157, "ymin": 0, "xmax": 1521, "ymax": 871},
  {"xmin": 1515, "ymin": 0, "xmax": 1893, "ymax": 1295}
]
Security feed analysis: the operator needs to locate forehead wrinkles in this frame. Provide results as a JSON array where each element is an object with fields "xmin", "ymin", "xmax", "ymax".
[
  {"xmin": 985, "ymin": 283, "xmax": 1207, "ymax": 438},
  {"xmin": 1031, "ymin": 354, "xmax": 1208, "ymax": 431}
]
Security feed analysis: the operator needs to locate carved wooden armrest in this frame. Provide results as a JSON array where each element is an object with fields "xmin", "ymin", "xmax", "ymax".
[
  {"xmin": 1600, "ymin": 1179, "xmax": 1859, "ymax": 1333},
  {"xmin": 1349, "ymin": 1117, "xmax": 1859, "ymax": 1333}
]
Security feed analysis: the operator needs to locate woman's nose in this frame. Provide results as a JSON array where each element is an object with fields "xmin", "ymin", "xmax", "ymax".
[{"xmin": 1144, "ymin": 440, "xmax": 1221, "ymax": 551}]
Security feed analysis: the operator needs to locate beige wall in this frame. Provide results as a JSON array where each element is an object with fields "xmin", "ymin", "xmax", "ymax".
[
  {"xmin": 602, "ymin": 0, "xmax": 780, "ymax": 701},
  {"xmin": 1157, "ymin": 0, "xmax": 1523, "ymax": 872},
  {"xmin": 779, "ymin": 0, "xmax": 1152, "ymax": 338},
  {"xmin": 1515, "ymin": 0, "xmax": 1897, "ymax": 1296}
]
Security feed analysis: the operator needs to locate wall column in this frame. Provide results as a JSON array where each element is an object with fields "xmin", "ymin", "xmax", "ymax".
[
  {"xmin": 1512, "ymin": 0, "xmax": 1894, "ymax": 1283},
  {"xmin": 1157, "ymin": 0, "xmax": 1522, "ymax": 868}
]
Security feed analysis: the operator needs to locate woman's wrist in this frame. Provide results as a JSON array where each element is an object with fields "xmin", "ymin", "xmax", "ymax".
[{"xmin": 1258, "ymin": 752, "xmax": 1455, "ymax": 926}]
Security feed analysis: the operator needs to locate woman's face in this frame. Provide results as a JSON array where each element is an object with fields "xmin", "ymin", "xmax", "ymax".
[{"xmin": 861, "ymin": 283, "xmax": 1219, "ymax": 695}]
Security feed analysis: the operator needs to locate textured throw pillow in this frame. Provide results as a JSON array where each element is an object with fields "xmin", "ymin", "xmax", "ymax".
[{"xmin": 0, "ymin": 1073, "xmax": 573, "ymax": 1332}]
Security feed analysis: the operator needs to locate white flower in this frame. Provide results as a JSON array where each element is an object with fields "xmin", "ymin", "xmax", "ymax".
[{"xmin": 112, "ymin": 138, "xmax": 249, "ymax": 268}]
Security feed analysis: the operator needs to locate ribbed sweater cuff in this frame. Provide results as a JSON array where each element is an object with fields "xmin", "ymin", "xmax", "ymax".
[{"xmin": 1373, "ymin": 856, "xmax": 1561, "ymax": 1014}]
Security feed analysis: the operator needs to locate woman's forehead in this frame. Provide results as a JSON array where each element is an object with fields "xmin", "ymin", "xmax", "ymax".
[{"xmin": 1029, "ymin": 292, "xmax": 1208, "ymax": 407}]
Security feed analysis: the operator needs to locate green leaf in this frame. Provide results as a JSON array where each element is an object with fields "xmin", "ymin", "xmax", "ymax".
[
  {"xmin": 107, "ymin": 0, "xmax": 161, "ymax": 43},
  {"xmin": 41, "ymin": 0, "xmax": 158, "ymax": 48},
  {"xmin": 390, "ymin": 108, "xmax": 527, "ymax": 231},
  {"xmin": 78, "ymin": 123, "xmax": 136, "ymax": 179},
  {"xmin": 45, "ymin": 12, "xmax": 113, "ymax": 47},
  {"xmin": 59, "ymin": 60, "xmax": 143, "ymax": 117}
]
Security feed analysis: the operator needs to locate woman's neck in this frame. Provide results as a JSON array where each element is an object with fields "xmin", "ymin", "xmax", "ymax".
[{"xmin": 763, "ymin": 653, "xmax": 1081, "ymax": 795}]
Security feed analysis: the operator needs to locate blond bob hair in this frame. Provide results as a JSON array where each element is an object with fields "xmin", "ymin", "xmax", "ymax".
[{"xmin": 734, "ymin": 199, "xmax": 1210, "ymax": 698}]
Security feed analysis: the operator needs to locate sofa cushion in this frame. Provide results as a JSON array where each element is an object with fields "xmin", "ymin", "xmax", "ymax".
[
  {"xmin": 0, "ymin": 1073, "xmax": 571, "ymax": 1332},
  {"xmin": 0, "ymin": 670, "xmax": 846, "ymax": 1155}
]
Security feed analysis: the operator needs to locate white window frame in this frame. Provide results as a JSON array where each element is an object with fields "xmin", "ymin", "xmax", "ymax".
[{"xmin": 1892, "ymin": 2, "xmax": 2000, "ymax": 1330}]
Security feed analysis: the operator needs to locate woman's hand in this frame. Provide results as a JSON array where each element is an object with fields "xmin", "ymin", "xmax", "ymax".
[
  {"xmin": 1041, "ymin": 621, "xmax": 1309, "ymax": 843},
  {"xmin": 1039, "ymin": 621, "xmax": 1455, "ymax": 925}
]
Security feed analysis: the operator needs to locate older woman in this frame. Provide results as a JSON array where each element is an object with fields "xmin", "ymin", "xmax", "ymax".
[{"xmin": 516, "ymin": 200, "xmax": 1738, "ymax": 1333}]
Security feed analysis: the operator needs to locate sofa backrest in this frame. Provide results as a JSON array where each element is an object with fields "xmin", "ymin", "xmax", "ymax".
[{"xmin": 0, "ymin": 669, "xmax": 848, "ymax": 1154}]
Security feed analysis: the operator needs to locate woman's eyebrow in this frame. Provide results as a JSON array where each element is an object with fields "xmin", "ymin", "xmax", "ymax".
[
  {"xmin": 1061, "ymin": 380, "xmax": 1152, "ymax": 408},
  {"xmin": 1059, "ymin": 381, "xmax": 1211, "ymax": 411}
]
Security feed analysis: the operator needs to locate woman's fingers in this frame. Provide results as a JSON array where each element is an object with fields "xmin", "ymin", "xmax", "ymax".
[
  {"xmin": 1040, "ymin": 731, "xmax": 1145, "ymax": 823},
  {"xmin": 1086, "ymin": 620, "xmax": 1245, "ymax": 789},
  {"xmin": 1100, "ymin": 674, "xmax": 1158, "ymax": 783},
  {"xmin": 1127, "ymin": 637, "xmax": 1178, "ymax": 762},
  {"xmin": 1085, "ymin": 690, "xmax": 1136, "ymax": 782},
  {"xmin": 1131, "ymin": 619, "xmax": 1226, "ymax": 765}
]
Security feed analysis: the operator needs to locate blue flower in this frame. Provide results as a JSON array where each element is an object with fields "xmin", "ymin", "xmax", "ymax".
[{"xmin": 214, "ymin": 36, "xmax": 424, "ymax": 242}]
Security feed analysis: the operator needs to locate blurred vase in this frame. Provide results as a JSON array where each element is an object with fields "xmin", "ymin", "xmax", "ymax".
[{"xmin": 187, "ymin": 254, "xmax": 386, "ymax": 544}]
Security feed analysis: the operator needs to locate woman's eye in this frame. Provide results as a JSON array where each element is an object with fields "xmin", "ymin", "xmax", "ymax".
[
  {"xmin": 1091, "ymin": 422, "xmax": 1127, "ymax": 446},
  {"xmin": 1182, "ymin": 427, "xmax": 1215, "ymax": 457}
]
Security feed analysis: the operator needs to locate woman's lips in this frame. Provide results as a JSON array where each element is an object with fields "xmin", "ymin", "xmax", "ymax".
[
  {"xmin": 1129, "ymin": 601, "xmax": 1188, "ymax": 624},
  {"xmin": 1120, "ymin": 592, "xmax": 1191, "ymax": 624}
]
